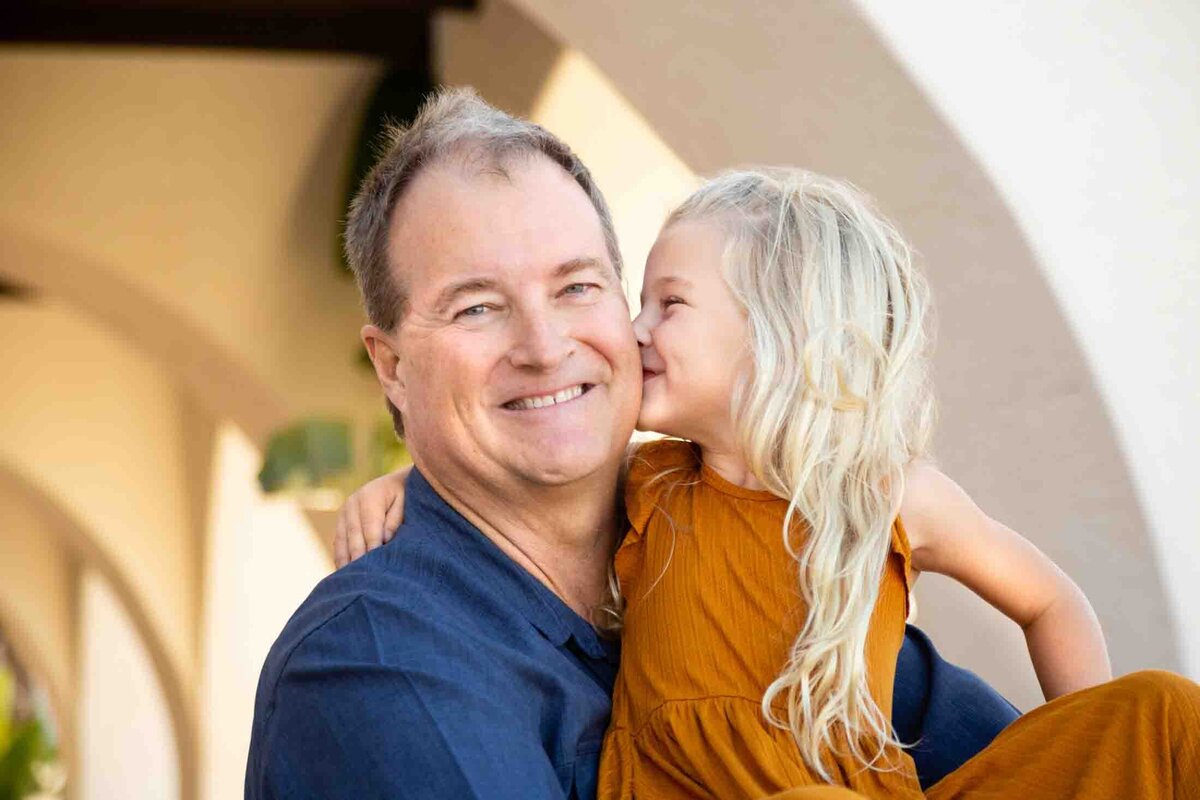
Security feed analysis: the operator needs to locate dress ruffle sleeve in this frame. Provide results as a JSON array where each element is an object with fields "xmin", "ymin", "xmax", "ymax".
[
  {"xmin": 614, "ymin": 438, "xmax": 698, "ymax": 599},
  {"xmin": 890, "ymin": 516, "xmax": 915, "ymax": 619}
]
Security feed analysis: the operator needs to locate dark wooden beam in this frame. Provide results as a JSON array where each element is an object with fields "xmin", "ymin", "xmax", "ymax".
[
  {"xmin": 0, "ymin": 1, "xmax": 473, "ymax": 59},
  {"xmin": 1, "ymin": 0, "xmax": 473, "ymax": 12},
  {"xmin": 0, "ymin": 276, "xmax": 34, "ymax": 300}
]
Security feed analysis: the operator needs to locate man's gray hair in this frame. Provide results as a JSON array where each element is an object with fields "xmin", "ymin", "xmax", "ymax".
[{"xmin": 344, "ymin": 86, "xmax": 622, "ymax": 436}]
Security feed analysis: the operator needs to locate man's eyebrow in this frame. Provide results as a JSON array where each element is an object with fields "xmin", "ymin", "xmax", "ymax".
[
  {"xmin": 554, "ymin": 257, "xmax": 612, "ymax": 281},
  {"xmin": 432, "ymin": 258, "xmax": 611, "ymax": 314},
  {"xmin": 433, "ymin": 277, "xmax": 501, "ymax": 315}
]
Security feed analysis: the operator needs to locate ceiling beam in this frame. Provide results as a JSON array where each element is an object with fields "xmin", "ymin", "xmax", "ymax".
[{"xmin": 0, "ymin": 1, "xmax": 473, "ymax": 58}]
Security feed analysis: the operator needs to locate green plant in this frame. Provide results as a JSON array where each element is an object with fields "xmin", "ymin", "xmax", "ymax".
[
  {"xmin": 0, "ymin": 668, "xmax": 58, "ymax": 800},
  {"xmin": 257, "ymin": 417, "xmax": 409, "ymax": 505},
  {"xmin": 257, "ymin": 419, "xmax": 354, "ymax": 494}
]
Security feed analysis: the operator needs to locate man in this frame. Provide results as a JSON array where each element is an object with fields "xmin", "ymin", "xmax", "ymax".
[{"xmin": 245, "ymin": 88, "xmax": 1016, "ymax": 799}]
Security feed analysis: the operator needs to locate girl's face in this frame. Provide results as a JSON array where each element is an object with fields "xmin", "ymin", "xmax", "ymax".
[{"xmin": 632, "ymin": 220, "xmax": 750, "ymax": 448}]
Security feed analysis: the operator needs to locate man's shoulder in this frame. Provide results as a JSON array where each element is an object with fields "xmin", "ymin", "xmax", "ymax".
[
  {"xmin": 263, "ymin": 523, "xmax": 469, "ymax": 674},
  {"xmin": 258, "ymin": 508, "xmax": 541, "ymax": 694},
  {"xmin": 245, "ymin": 536, "xmax": 548, "ymax": 800}
]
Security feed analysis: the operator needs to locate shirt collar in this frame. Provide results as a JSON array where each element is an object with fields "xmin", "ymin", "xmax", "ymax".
[{"xmin": 404, "ymin": 467, "xmax": 613, "ymax": 660}]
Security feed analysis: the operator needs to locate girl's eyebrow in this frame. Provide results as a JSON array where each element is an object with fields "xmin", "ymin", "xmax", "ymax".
[
  {"xmin": 655, "ymin": 275, "xmax": 693, "ymax": 290},
  {"xmin": 640, "ymin": 275, "xmax": 694, "ymax": 305},
  {"xmin": 648, "ymin": 275, "xmax": 694, "ymax": 296}
]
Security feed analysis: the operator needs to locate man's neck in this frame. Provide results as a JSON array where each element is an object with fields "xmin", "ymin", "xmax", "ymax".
[{"xmin": 418, "ymin": 463, "xmax": 622, "ymax": 620}]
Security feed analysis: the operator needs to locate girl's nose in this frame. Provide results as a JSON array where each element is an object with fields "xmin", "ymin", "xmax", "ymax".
[{"xmin": 631, "ymin": 308, "xmax": 653, "ymax": 347}]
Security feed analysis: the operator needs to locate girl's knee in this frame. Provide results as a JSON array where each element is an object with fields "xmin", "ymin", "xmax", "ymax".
[
  {"xmin": 1110, "ymin": 669, "xmax": 1200, "ymax": 715},
  {"xmin": 1117, "ymin": 669, "xmax": 1198, "ymax": 696}
]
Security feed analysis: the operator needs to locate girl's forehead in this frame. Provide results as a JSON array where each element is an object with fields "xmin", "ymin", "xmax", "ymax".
[{"xmin": 647, "ymin": 220, "xmax": 728, "ymax": 279}]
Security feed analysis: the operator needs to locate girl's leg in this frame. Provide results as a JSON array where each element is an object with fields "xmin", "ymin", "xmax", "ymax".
[{"xmin": 926, "ymin": 670, "xmax": 1200, "ymax": 799}]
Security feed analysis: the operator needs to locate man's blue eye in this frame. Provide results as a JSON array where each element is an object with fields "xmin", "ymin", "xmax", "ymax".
[
  {"xmin": 564, "ymin": 283, "xmax": 595, "ymax": 295},
  {"xmin": 459, "ymin": 305, "xmax": 489, "ymax": 318}
]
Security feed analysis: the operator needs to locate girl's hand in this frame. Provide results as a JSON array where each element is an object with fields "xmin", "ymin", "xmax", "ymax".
[{"xmin": 333, "ymin": 467, "xmax": 412, "ymax": 568}]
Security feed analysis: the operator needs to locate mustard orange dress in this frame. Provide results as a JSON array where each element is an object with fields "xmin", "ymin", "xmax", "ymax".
[
  {"xmin": 598, "ymin": 438, "xmax": 925, "ymax": 798},
  {"xmin": 597, "ymin": 439, "xmax": 1200, "ymax": 800},
  {"xmin": 772, "ymin": 666, "xmax": 1200, "ymax": 800}
]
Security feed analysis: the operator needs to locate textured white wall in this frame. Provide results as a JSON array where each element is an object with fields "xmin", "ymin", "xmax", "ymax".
[
  {"xmin": 486, "ymin": 0, "xmax": 1181, "ymax": 708},
  {"xmin": 199, "ymin": 423, "xmax": 332, "ymax": 800},
  {"xmin": 852, "ymin": 0, "xmax": 1200, "ymax": 677},
  {"xmin": 78, "ymin": 571, "xmax": 178, "ymax": 800}
]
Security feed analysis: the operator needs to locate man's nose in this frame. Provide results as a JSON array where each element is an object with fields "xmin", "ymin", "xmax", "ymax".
[{"xmin": 507, "ymin": 309, "xmax": 575, "ymax": 370}]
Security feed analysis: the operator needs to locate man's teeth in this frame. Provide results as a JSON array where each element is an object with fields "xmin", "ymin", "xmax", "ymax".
[{"xmin": 506, "ymin": 384, "xmax": 585, "ymax": 410}]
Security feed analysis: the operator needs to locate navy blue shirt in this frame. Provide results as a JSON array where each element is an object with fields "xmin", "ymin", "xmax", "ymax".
[
  {"xmin": 246, "ymin": 469, "xmax": 1018, "ymax": 798},
  {"xmin": 246, "ymin": 468, "xmax": 620, "ymax": 799}
]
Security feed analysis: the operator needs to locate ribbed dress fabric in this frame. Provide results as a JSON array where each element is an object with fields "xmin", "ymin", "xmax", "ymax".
[
  {"xmin": 598, "ymin": 439, "xmax": 1200, "ymax": 799},
  {"xmin": 598, "ymin": 439, "xmax": 923, "ymax": 798}
]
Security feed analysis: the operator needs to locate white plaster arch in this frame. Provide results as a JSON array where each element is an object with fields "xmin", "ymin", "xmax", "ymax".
[
  {"xmin": 0, "ymin": 464, "xmax": 195, "ymax": 800},
  {"xmin": 849, "ymin": 0, "xmax": 1200, "ymax": 679},
  {"xmin": 491, "ymin": 0, "xmax": 1177, "ymax": 706},
  {"xmin": 0, "ymin": 474, "xmax": 78, "ymax": 738},
  {"xmin": 0, "ymin": 302, "xmax": 201, "ymax": 799}
]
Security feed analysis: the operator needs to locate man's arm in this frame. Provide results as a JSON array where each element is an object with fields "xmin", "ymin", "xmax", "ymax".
[
  {"xmin": 246, "ymin": 596, "xmax": 569, "ymax": 800},
  {"xmin": 892, "ymin": 624, "xmax": 1020, "ymax": 788}
]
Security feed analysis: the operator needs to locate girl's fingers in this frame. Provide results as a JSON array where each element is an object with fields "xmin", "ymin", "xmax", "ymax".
[
  {"xmin": 345, "ymin": 498, "xmax": 367, "ymax": 561},
  {"xmin": 333, "ymin": 514, "xmax": 349, "ymax": 569},
  {"xmin": 361, "ymin": 494, "xmax": 386, "ymax": 551},
  {"xmin": 383, "ymin": 496, "xmax": 404, "ymax": 543}
]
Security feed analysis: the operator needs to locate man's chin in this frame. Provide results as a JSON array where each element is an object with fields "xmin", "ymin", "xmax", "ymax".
[{"xmin": 508, "ymin": 443, "xmax": 622, "ymax": 488}]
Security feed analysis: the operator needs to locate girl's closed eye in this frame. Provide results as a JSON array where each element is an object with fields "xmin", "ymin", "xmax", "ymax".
[{"xmin": 662, "ymin": 295, "xmax": 686, "ymax": 310}]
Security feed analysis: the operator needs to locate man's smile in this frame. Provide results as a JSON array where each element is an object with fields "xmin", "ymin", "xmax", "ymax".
[{"xmin": 501, "ymin": 383, "xmax": 594, "ymax": 411}]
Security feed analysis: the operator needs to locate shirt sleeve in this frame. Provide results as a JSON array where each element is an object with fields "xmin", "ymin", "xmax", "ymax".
[
  {"xmin": 892, "ymin": 623, "xmax": 1020, "ymax": 789},
  {"xmin": 246, "ymin": 596, "xmax": 570, "ymax": 800}
]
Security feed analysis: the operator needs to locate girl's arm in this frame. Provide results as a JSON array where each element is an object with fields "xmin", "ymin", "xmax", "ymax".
[
  {"xmin": 334, "ymin": 440, "xmax": 648, "ymax": 568},
  {"xmin": 901, "ymin": 460, "xmax": 1111, "ymax": 701},
  {"xmin": 332, "ymin": 466, "xmax": 412, "ymax": 568}
]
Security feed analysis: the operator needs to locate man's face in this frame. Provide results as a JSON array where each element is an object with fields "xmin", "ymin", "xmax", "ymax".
[{"xmin": 381, "ymin": 155, "xmax": 641, "ymax": 493}]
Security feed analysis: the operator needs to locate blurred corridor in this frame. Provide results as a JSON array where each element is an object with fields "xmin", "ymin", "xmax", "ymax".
[{"xmin": 1, "ymin": 1, "xmax": 1197, "ymax": 797}]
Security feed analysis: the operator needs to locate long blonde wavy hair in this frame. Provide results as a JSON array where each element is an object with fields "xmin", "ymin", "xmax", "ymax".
[{"xmin": 665, "ymin": 168, "xmax": 935, "ymax": 779}]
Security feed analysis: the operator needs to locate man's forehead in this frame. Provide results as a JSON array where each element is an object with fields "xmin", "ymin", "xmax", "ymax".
[
  {"xmin": 387, "ymin": 156, "xmax": 612, "ymax": 293},
  {"xmin": 395, "ymin": 152, "xmax": 595, "ymax": 222}
]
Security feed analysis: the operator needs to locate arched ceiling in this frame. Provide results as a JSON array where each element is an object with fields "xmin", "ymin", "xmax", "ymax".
[{"xmin": 503, "ymin": 0, "xmax": 1176, "ymax": 706}]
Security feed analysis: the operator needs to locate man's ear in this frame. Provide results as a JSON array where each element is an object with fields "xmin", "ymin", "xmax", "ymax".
[{"xmin": 361, "ymin": 324, "xmax": 406, "ymax": 414}]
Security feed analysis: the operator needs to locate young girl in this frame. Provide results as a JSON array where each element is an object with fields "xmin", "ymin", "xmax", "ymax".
[{"xmin": 335, "ymin": 169, "xmax": 1200, "ymax": 798}]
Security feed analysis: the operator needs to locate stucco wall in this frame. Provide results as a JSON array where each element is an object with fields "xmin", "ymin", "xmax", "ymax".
[
  {"xmin": 497, "ymin": 0, "xmax": 1181, "ymax": 708},
  {"xmin": 852, "ymin": 0, "xmax": 1200, "ymax": 678}
]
